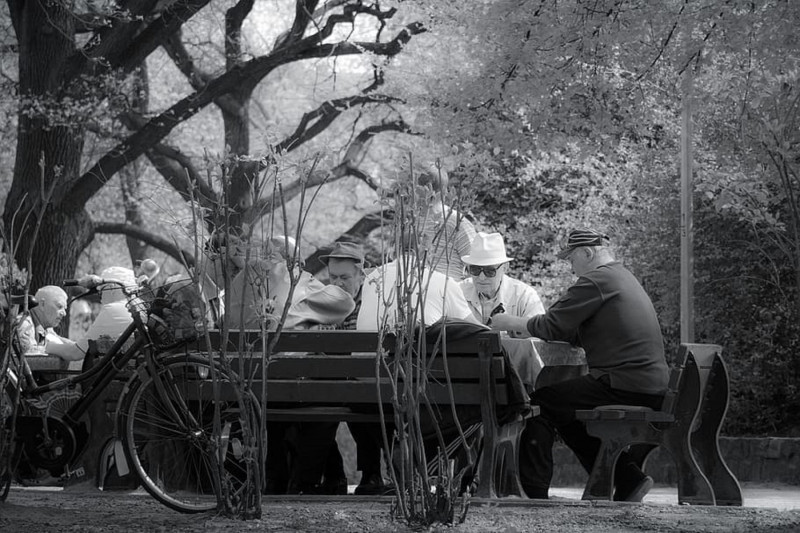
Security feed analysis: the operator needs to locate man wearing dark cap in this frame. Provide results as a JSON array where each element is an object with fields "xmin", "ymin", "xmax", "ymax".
[
  {"xmin": 317, "ymin": 241, "xmax": 394, "ymax": 495},
  {"xmin": 491, "ymin": 228, "xmax": 669, "ymax": 503},
  {"xmin": 320, "ymin": 241, "xmax": 366, "ymax": 330}
]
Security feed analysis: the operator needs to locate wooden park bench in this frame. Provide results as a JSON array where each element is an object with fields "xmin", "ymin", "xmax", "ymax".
[
  {"xmin": 197, "ymin": 329, "xmax": 580, "ymax": 499},
  {"xmin": 575, "ymin": 343, "xmax": 743, "ymax": 505}
]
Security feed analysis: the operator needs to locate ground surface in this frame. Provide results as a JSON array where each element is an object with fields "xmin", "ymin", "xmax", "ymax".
[{"xmin": 2, "ymin": 485, "xmax": 800, "ymax": 532}]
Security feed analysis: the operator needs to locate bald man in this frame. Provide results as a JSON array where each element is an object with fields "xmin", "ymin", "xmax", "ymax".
[{"xmin": 16, "ymin": 285, "xmax": 83, "ymax": 361}]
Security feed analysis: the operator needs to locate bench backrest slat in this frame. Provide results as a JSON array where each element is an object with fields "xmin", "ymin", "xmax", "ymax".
[
  {"xmin": 261, "ymin": 379, "xmax": 504, "ymax": 405},
  {"xmin": 199, "ymin": 379, "xmax": 506, "ymax": 406},
  {"xmin": 199, "ymin": 329, "xmax": 511, "ymax": 407},
  {"xmin": 201, "ymin": 329, "xmax": 502, "ymax": 355},
  {"xmin": 231, "ymin": 354, "xmax": 505, "ymax": 381}
]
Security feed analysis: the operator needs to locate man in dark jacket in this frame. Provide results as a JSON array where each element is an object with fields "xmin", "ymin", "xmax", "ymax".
[{"xmin": 491, "ymin": 228, "xmax": 669, "ymax": 502}]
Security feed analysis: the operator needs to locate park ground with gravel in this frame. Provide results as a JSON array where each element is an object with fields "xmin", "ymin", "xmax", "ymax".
[{"xmin": 2, "ymin": 485, "xmax": 800, "ymax": 533}]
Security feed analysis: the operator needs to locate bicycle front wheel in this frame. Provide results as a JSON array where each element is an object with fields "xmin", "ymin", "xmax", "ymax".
[{"xmin": 119, "ymin": 355, "xmax": 259, "ymax": 513}]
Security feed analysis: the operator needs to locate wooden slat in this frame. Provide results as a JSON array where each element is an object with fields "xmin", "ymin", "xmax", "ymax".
[
  {"xmin": 196, "ymin": 329, "xmax": 502, "ymax": 355},
  {"xmin": 265, "ymin": 407, "xmax": 383, "ymax": 423},
  {"xmin": 226, "ymin": 353, "xmax": 506, "ymax": 380},
  {"xmin": 190, "ymin": 379, "xmax": 507, "ymax": 406},
  {"xmin": 263, "ymin": 380, "xmax": 502, "ymax": 405}
]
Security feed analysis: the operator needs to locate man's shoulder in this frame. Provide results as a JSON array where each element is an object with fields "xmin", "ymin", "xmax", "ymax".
[
  {"xmin": 363, "ymin": 261, "xmax": 395, "ymax": 280},
  {"xmin": 429, "ymin": 269, "xmax": 461, "ymax": 288},
  {"xmin": 15, "ymin": 314, "xmax": 35, "ymax": 337},
  {"xmin": 582, "ymin": 261, "xmax": 623, "ymax": 279},
  {"xmin": 502, "ymin": 276, "xmax": 540, "ymax": 296}
]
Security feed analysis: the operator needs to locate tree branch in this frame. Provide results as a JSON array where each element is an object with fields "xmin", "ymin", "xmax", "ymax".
[
  {"xmin": 636, "ymin": 2, "xmax": 686, "ymax": 81},
  {"xmin": 68, "ymin": 21, "xmax": 423, "ymax": 206},
  {"xmin": 226, "ymin": 0, "xmax": 257, "ymax": 68},
  {"xmin": 280, "ymin": 0, "xmax": 319, "ymax": 49},
  {"xmin": 250, "ymin": 119, "xmax": 411, "ymax": 217},
  {"xmin": 273, "ymin": 0, "xmax": 349, "ymax": 50},
  {"xmin": 275, "ymin": 93, "xmax": 401, "ymax": 154},
  {"xmin": 94, "ymin": 222, "xmax": 196, "ymax": 267},
  {"xmin": 161, "ymin": 30, "xmax": 243, "ymax": 117},
  {"xmin": 119, "ymin": 112, "xmax": 218, "ymax": 207},
  {"xmin": 62, "ymin": 0, "xmax": 211, "ymax": 83},
  {"xmin": 72, "ymin": 12, "xmax": 113, "ymax": 33}
]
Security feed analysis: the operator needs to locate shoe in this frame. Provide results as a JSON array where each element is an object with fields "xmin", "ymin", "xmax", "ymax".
[
  {"xmin": 522, "ymin": 484, "xmax": 549, "ymax": 499},
  {"xmin": 614, "ymin": 475, "xmax": 654, "ymax": 503},
  {"xmin": 354, "ymin": 473, "xmax": 395, "ymax": 496},
  {"xmin": 15, "ymin": 470, "xmax": 65, "ymax": 487}
]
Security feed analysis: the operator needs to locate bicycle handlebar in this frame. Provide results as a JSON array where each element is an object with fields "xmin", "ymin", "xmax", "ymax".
[
  {"xmin": 63, "ymin": 260, "xmax": 160, "ymax": 291},
  {"xmin": 63, "ymin": 275, "xmax": 109, "ymax": 289}
]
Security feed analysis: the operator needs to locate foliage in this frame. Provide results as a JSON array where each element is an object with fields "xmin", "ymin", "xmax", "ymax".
[{"xmin": 386, "ymin": 0, "xmax": 800, "ymax": 436}]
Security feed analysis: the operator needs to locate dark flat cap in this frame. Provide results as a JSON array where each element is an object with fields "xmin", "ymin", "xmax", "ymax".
[
  {"xmin": 319, "ymin": 241, "xmax": 365, "ymax": 264},
  {"xmin": 557, "ymin": 229, "xmax": 610, "ymax": 259}
]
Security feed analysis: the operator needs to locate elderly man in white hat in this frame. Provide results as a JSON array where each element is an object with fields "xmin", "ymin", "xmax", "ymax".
[{"xmin": 459, "ymin": 232, "xmax": 545, "ymax": 335}]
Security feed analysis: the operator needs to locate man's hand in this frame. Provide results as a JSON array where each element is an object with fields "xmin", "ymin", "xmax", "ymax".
[
  {"xmin": 490, "ymin": 313, "xmax": 530, "ymax": 335},
  {"xmin": 77, "ymin": 274, "xmax": 103, "ymax": 288}
]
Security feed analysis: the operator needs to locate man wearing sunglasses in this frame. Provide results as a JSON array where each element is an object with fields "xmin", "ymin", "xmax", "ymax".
[
  {"xmin": 491, "ymin": 228, "xmax": 669, "ymax": 504},
  {"xmin": 459, "ymin": 232, "xmax": 545, "ymax": 336}
]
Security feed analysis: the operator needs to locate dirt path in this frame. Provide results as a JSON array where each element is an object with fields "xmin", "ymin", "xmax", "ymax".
[{"xmin": 2, "ymin": 487, "xmax": 800, "ymax": 532}]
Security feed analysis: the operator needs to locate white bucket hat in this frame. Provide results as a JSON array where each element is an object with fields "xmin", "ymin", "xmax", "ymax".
[
  {"xmin": 99, "ymin": 266, "xmax": 137, "ymax": 304},
  {"xmin": 461, "ymin": 232, "xmax": 513, "ymax": 266}
]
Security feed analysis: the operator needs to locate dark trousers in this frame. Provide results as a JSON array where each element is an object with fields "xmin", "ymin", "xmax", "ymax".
[
  {"xmin": 266, "ymin": 420, "xmax": 340, "ymax": 490},
  {"xmin": 348, "ymin": 422, "xmax": 385, "ymax": 476},
  {"xmin": 520, "ymin": 374, "xmax": 663, "ymax": 498},
  {"xmin": 291, "ymin": 422, "xmax": 340, "ymax": 487}
]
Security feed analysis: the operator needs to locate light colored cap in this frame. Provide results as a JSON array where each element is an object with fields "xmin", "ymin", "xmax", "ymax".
[
  {"xmin": 101, "ymin": 266, "xmax": 136, "ymax": 286},
  {"xmin": 100, "ymin": 266, "xmax": 136, "ymax": 304},
  {"xmin": 461, "ymin": 232, "xmax": 513, "ymax": 266}
]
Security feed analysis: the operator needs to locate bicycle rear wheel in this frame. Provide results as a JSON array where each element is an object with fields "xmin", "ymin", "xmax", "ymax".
[
  {"xmin": 1, "ymin": 388, "xmax": 21, "ymax": 501},
  {"xmin": 119, "ymin": 354, "xmax": 259, "ymax": 513}
]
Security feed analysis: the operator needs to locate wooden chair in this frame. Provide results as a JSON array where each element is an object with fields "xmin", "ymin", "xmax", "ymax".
[{"xmin": 575, "ymin": 343, "xmax": 742, "ymax": 505}]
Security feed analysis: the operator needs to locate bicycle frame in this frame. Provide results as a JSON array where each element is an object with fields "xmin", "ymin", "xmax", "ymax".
[
  {"xmin": 3, "ymin": 279, "xmax": 196, "ymax": 475},
  {"xmin": 28, "ymin": 321, "xmax": 145, "ymax": 427}
]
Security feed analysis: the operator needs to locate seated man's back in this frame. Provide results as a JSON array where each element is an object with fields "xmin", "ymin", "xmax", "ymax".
[{"xmin": 356, "ymin": 252, "xmax": 477, "ymax": 330}]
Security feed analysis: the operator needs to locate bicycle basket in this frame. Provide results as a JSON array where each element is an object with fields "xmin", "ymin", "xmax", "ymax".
[{"xmin": 146, "ymin": 279, "xmax": 205, "ymax": 349}]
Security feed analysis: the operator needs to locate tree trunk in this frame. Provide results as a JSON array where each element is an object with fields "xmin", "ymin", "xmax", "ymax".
[
  {"xmin": 26, "ymin": 208, "xmax": 94, "ymax": 288},
  {"xmin": 120, "ymin": 66, "xmax": 151, "ymax": 264},
  {"xmin": 4, "ymin": 1, "xmax": 87, "ymax": 288}
]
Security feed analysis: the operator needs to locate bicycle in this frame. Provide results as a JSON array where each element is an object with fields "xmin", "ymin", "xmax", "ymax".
[{"xmin": 0, "ymin": 274, "xmax": 259, "ymax": 513}]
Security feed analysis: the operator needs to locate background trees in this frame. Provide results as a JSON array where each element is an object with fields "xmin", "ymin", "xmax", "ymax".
[
  {"xmin": 2, "ymin": 0, "xmax": 422, "ymax": 286},
  {"xmin": 385, "ymin": 0, "xmax": 800, "ymax": 435}
]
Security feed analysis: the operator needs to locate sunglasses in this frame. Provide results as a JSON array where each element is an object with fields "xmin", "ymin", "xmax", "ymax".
[{"xmin": 467, "ymin": 265, "xmax": 500, "ymax": 278}]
